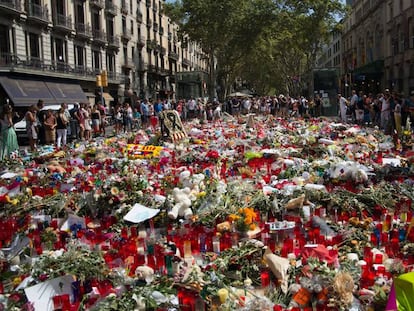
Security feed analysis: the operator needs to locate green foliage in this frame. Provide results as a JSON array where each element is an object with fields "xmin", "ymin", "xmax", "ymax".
[{"xmin": 164, "ymin": 0, "xmax": 346, "ymax": 98}]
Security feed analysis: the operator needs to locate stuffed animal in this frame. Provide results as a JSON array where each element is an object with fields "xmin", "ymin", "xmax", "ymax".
[
  {"xmin": 135, "ymin": 265, "xmax": 155, "ymax": 284},
  {"xmin": 289, "ymin": 277, "xmax": 315, "ymax": 308},
  {"xmin": 168, "ymin": 187, "xmax": 193, "ymax": 219}
]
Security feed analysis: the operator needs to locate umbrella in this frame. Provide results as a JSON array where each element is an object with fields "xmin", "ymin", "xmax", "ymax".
[{"xmin": 228, "ymin": 92, "xmax": 252, "ymax": 97}]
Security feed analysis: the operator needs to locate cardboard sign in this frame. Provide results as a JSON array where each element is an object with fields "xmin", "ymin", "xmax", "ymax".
[{"xmin": 24, "ymin": 275, "xmax": 75, "ymax": 311}]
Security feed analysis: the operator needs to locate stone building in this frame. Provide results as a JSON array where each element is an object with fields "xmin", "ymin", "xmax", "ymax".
[
  {"xmin": 0, "ymin": 0, "xmax": 208, "ymax": 110},
  {"xmin": 341, "ymin": 0, "xmax": 414, "ymax": 96}
]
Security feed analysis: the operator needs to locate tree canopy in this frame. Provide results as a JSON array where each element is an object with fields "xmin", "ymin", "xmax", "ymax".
[{"xmin": 163, "ymin": 0, "xmax": 346, "ymax": 99}]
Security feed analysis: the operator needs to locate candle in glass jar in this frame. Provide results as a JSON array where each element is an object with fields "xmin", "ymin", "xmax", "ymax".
[{"xmin": 212, "ymin": 236, "xmax": 220, "ymax": 254}]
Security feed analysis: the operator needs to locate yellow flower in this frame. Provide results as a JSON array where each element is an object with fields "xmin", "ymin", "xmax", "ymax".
[
  {"xmin": 26, "ymin": 188, "xmax": 32, "ymax": 196},
  {"xmin": 217, "ymin": 288, "xmax": 229, "ymax": 304},
  {"xmin": 12, "ymin": 277, "xmax": 21, "ymax": 287},
  {"xmin": 110, "ymin": 187, "xmax": 120, "ymax": 196}
]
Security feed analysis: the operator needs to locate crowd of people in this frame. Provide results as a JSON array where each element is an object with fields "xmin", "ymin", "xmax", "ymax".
[{"xmin": 1, "ymin": 88, "xmax": 414, "ymax": 160}]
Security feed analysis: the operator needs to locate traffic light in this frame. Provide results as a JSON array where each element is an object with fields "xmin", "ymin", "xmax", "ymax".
[
  {"xmin": 101, "ymin": 70, "xmax": 108, "ymax": 87},
  {"xmin": 96, "ymin": 74, "xmax": 102, "ymax": 87}
]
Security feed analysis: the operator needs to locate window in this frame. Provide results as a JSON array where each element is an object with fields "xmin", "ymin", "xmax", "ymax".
[
  {"xmin": 76, "ymin": 3, "xmax": 85, "ymax": 24},
  {"xmin": 55, "ymin": 38, "xmax": 65, "ymax": 62},
  {"xmin": 106, "ymin": 52, "xmax": 115, "ymax": 72},
  {"xmin": 75, "ymin": 45, "xmax": 84, "ymax": 67},
  {"xmin": 130, "ymin": 20, "xmax": 134, "ymax": 35},
  {"xmin": 0, "ymin": 25, "xmax": 9, "ymax": 54},
  {"xmin": 122, "ymin": 16, "xmax": 127, "ymax": 32},
  {"xmin": 92, "ymin": 11, "xmax": 100, "ymax": 30},
  {"xmin": 93, "ymin": 50, "xmax": 100, "ymax": 69},
  {"xmin": 29, "ymin": 33, "xmax": 40, "ymax": 58},
  {"xmin": 107, "ymin": 18, "xmax": 114, "ymax": 36}
]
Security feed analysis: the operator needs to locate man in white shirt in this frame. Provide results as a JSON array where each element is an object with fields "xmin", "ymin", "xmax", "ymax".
[{"xmin": 338, "ymin": 93, "xmax": 348, "ymax": 122}]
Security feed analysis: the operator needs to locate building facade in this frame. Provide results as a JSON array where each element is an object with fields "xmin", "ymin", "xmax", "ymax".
[
  {"xmin": 341, "ymin": 0, "xmax": 414, "ymax": 96},
  {"xmin": 0, "ymin": 0, "xmax": 208, "ymax": 110}
]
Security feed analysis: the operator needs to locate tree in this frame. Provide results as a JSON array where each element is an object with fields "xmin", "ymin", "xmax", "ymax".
[
  {"xmin": 164, "ymin": 0, "xmax": 346, "ymax": 99},
  {"xmin": 163, "ymin": 0, "xmax": 276, "ymax": 100}
]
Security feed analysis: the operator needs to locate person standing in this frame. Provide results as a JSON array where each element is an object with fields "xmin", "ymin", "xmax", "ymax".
[
  {"xmin": 56, "ymin": 106, "xmax": 69, "ymax": 148},
  {"xmin": 25, "ymin": 105, "xmax": 38, "ymax": 151},
  {"xmin": 36, "ymin": 99, "xmax": 46, "ymax": 144},
  {"xmin": 44, "ymin": 109, "xmax": 57, "ymax": 144},
  {"xmin": 0, "ymin": 104, "xmax": 19, "ymax": 160},
  {"xmin": 338, "ymin": 93, "xmax": 348, "ymax": 123}
]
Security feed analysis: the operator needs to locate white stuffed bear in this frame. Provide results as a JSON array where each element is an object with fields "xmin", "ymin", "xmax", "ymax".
[{"xmin": 168, "ymin": 187, "xmax": 193, "ymax": 219}]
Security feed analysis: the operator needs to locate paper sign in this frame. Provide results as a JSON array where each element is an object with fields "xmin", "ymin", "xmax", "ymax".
[
  {"xmin": 123, "ymin": 203, "xmax": 160, "ymax": 223},
  {"xmin": 60, "ymin": 214, "xmax": 86, "ymax": 231},
  {"xmin": 24, "ymin": 275, "xmax": 75, "ymax": 311},
  {"xmin": 382, "ymin": 158, "xmax": 401, "ymax": 167}
]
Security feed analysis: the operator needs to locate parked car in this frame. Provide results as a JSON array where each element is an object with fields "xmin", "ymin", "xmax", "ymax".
[{"xmin": 14, "ymin": 104, "xmax": 74, "ymax": 142}]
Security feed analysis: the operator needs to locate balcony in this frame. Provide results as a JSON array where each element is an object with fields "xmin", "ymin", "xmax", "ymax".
[
  {"xmin": 168, "ymin": 51, "xmax": 178, "ymax": 61},
  {"xmin": 159, "ymin": 46, "xmax": 166, "ymax": 55},
  {"xmin": 182, "ymin": 58, "xmax": 191, "ymax": 67},
  {"xmin": 26, "ymin": 2, "xmax": 49, "ymax": 25},
  {"xmin": 159, "ymin": 26, "xmax": 164, "ymax": 35},
  {"xmin": 137, "ymin": 35, "xmax": 146, "ymax": 48},
  {"xmin": 105, "ymin": 1, "xmax": 117, "ymax": 16},
  {"xmin": 53, "ymin": 14, "xmax": 73, "ymax": 32},
  {"xmin": 152, "ymin": 1, "xmax": 157, "ymax": 11},
  {"xmin": 146, "ymin": 39, "xmax": 156, "ymax": 50},
  {"xmin": 92, "ymin": 29, "xmax": 107, "ymax": 45},
  {"xmin": 121, "ymin": 0, "xmax": 128, "ymax": 14},
  {"xmin": 167, "ymin": 32, "xmax": 172, "ymax": 40},
  {"xmin": 146, "ymin": 0, "xmax": 151, "ymax": 7},
  {"xmin": 107, "ymin": 35, "xmax": 120, "ymax": 49},
  {"xmin": 121, "ymin": 28, "xmax": 132, "ymax": 42},
  {"xmin": 147, "ymin": 18, "xmax": 152, "ymax": 27},
  {"xmin": 136, "ymin": 9, "xmax": 142, "ymax": 23},
  {"xmin": 147, "ymin": 64, "xmax": 157, "ymax": 73},
  {"xmin": 153, "ymin": 22, "xmax": 158, "ymax": 32},
  {"xmin": 75, "ymin": 23, "xmax": 92, "ymax": 39},
  {"xmin": 90, "ymin": 0, "xmax": 104, "ymax": 9},
  {"xmin": 122, "ymin": 57, "xmax": 135, "ymax": 69},
  {"xmin": 0, "ymin": 0, "xmax": 23, "ymax": 15}
]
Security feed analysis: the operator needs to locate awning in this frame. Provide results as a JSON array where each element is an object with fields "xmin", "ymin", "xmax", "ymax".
[
  {"xmin": 0, "ymin": 77, "xmax": 55, "ymax": 107},
  {"xmin": 84, "ymin": 92, "xmax": 96, "ymax": 98},
  {"xmin": 45, "ymin": 82, "xmax": 87, "ymax": 105},
  {"xmin": 102, "ymin": 92, "xmax": 114, "ymax": 102}
]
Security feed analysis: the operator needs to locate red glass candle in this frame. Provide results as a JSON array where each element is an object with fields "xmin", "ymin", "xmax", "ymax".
[
  {"xmin": 374, "ymin": 253, "xmax": 383, "ymax": 264},
  {"xmin": 261, "ymin": 270, "xmax": 270, "ymax": 287}
]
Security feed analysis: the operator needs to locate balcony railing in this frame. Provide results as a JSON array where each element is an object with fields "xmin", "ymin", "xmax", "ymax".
[
  {"xmin": 0, "ymin": 0, "xmax": 22, "ymax": 13},
  {"xmin": 90, "ymin": 0, "xmax": 104, "ymax": 9},
  {"xmin": 75, "ymin": 23, "xmax": 92, "ymax": 38},
  {"xmin": 147, "ymin": 18, "xmax": 152, "ymax": 27},
  {"xmin": 27, "ymin": 2, "xmax": 49, "ymax": 23},
  {"xmin": 92, "ymin": 29, "xmax": 107, "ymax": 44},
  {"xmin": 0, "ymin": 52, "xmax": 125, "ymax": 81},
  {"xmin": 146, "ymin": 0, "xmax": 151, "ymax": 7},
  {"xmin": 159, "ymin": 26, "xmax": 164, "ymax": 35},
  {"xmin": 167, "ymin": 32, "xmax": 172, "ymax": 40},
  {"xmin": 153, "ymin": 22, "xmax": 158, "ymax": 32},
  {"xmin": 168, "ymin": 51, "xmax": 178, "ymax": 60},
  {"xmin": 182, "ymin": 58, "xmax": 191, "ymax": 67},
  {"xmin": 105, "ymin": 1, "xmax": 117, "ymax": 15},
  {"xmin": 122, "ymin": 57, "xmax": 135, "ymax": 69},
  {"xmin": 54, "ymin": 14, "xmax": 73, "ymax": 31},
  {"xmin": 121, "ymin": 29, "xmax": 131, "ymax": 41},
  {"xmin": 152, "ymin": 1, "xmax": 157, "ymax": 11},
  {"xmin": 107, "ymin": 35, "xmax": 120, "ymax": 48}
]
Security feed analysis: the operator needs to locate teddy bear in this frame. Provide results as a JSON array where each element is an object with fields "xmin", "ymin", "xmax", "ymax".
[
  {"xmin": 168, "ymin": 187, "xmax": 193, "ymax": 219},
  {"xmin": 288, "ymin": 277, "xmax": 315, "ymax": 309}
]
